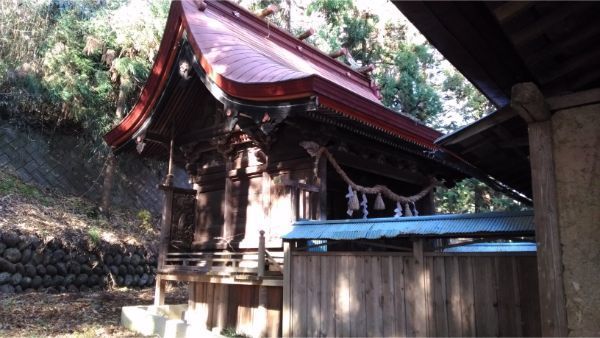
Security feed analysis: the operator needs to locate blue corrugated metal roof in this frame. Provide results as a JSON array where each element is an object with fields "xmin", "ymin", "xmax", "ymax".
[
  {"xmin": 283, "ymin": 211, "xmax": 534, "ymax": 240},
  {"xmin": 443, "ymin": 242, "xmax": 536, "ymax": 253}
]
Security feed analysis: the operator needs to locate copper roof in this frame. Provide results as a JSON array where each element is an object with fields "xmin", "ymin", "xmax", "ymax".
[{"xmin": 104, "ymin": 0, "xmax": 443, "ymax": 151}]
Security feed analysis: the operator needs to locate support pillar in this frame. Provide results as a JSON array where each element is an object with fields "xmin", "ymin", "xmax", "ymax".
[
  {"xmin": 512, "ymin": 82, "xmax": 568, "ymax": 336},
  {"xmin": 154, "ymin": 277, "xmax": 166, "ymax": 306}
]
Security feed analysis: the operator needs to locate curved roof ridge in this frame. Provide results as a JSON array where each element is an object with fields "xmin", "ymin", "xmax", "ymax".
[{"xmin": 105, "ymin": 0, "xmax": 444, "ymax": 151}]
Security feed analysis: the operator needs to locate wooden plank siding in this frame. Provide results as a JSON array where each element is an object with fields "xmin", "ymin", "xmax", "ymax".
[
  {"xmin": 186, "ymin": 282, "xmax": 282, "ymax": 337},
  {"xmin": 289, "ymin": 252, "xmax": 541, "ymax": 337}
]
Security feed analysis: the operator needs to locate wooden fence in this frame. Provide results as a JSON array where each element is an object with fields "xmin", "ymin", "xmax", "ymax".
[
  {"xmin": 186, "ymin": 282, "xmax": 282, "ymax": 337},
  {"xmin": 286, "ymin": 252, "xmax": 540, "ymax": 337}
]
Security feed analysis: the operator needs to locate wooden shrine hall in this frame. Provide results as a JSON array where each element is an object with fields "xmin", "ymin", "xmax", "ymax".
[{"xmin": 104, "ymin": 1, "xmax": 558, "ymax": 337}]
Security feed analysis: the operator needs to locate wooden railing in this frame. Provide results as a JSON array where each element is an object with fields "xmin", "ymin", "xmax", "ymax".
[{"xmin": 160, "ymin": 230, "xmax": 284, "ymax": 279}]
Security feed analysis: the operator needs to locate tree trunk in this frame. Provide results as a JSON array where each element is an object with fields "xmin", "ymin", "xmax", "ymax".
[
  {"xmin": 100, "ymin": 152, "xmax": 116, "ymax": 216},
  {"xmin": 100, "ymin": 77, "xmax": 127, "ymax": 216}
]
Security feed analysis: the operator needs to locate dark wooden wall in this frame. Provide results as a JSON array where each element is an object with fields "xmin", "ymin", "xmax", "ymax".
[
  {"xmin": 288, "ymin": 252, "xmax": 540, "ymax": 337},
  {"xmin": 187, "ymin": 282, "xmax": 282, "ymax": 337}
]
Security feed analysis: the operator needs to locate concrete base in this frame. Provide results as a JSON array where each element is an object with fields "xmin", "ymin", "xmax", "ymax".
[{"xmin": 121, "ymin": 304, "xmax": 222, "ymax": 338}]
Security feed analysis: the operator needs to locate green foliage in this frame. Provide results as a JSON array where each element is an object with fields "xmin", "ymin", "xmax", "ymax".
[
  {"xmin": 137, "ymin": 209, "xmax": 153, "ymax": 230},
  {"xmin": 87, "ymin": 226, "xmax": 101, "ymax": 245},
  {"xmin": 435, "ymin": 178, "xmax": 528, "ymax": 214},
  {"xmin": 0, "ymin": 0, "xmax": 169, "ymax": 138},
  {"xmin": 305, "ymin": 1, "xmax": 442, "ymax": 123},
  {"xmin": 0, "ymin": 171, "xmax": 44, "ymax": 201}
]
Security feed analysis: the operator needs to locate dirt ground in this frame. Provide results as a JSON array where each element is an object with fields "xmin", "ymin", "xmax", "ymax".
[{"xmin": 0, "ymin": 284, "xmax": 187, "ymax": 337}]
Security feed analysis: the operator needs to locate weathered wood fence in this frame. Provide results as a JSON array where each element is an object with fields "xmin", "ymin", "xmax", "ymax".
[
  {"xmin": 186, "ymin": 283, "xmax": 282, "ymax": 337},
  {"xmin": 286, "ymin": 251, "xmax": 540, "ymax": 337}
]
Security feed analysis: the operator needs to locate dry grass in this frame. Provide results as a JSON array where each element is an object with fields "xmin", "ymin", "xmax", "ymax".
[
  {"xmin": 0, "ymin": 284, "xmax": 187, "ymax": 337},
  {"xmin": 0, "ymin": 170, "xmax": 177, "ymax": 337},
  {"xmin": 0, "ymin": 170, "xmax": 160, "ymax": 253}
]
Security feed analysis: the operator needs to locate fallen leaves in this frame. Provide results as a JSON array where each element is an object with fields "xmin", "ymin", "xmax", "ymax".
[{"xmin": 0, "ymin": 285, "xmax": 187, "ymax": 337}]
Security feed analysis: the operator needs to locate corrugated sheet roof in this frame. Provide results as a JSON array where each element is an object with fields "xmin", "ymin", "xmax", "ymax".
[
  {"xmin": 443, "ymin": 242, "xmax": 536, "ymax": 253},
  {"xmin": 283, "ymin": 211, "xmax": 534, "ymax": 240}
]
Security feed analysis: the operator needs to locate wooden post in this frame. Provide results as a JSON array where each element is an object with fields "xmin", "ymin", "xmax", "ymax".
[
  {"xmin": 157, "ymin": 187, "xmax": 174, "ymax": 269},
  {"xmin": 256, "ymin": 285, "xmax": 268, "ymax": 338},
  {"xmin": 258, "ymin": 230, "xmax": 266, "ymax": 278},
  {"xmin": 154, "ymin": 276, "xmax": 167, "ymax": 306},
  {"xmin": 411, "ymin": 238, "xmax": 426, "ymax": 336},
  {"xmin": 318, "ymin": 155, "xmax": 327, "ymax": 220},
  {"xmin": 282, "ymin": 241, "xmax": 292, "ymax": 338},
  {"xmin": 511, "ymin": 82, "xmax": 568, "ymax": 337}
]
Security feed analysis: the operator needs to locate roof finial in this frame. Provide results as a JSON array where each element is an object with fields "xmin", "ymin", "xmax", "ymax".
[
  {"xmin": 258, "ymin": 4, "xmax": 278, "ymax": 19},
  {"xmin": 329, "ymin": 47, "xmax": 347, "ymax": 59},
  {"xmin": 297, "ymin": 28, "xmax": 315, "ymax": 41},
  {"xmin": 194, "ymin": 0, "xmax": 207, "ymax": 11}
]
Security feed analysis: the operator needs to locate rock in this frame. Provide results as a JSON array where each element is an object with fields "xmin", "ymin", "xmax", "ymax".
[
  {"xmin": 36, "ymin": 264, "xmax": 46, "ymax": 275},
  {"xmin": 3, "ymin": 248, "xmax": 22, "ymax": 263},
  {"xmin": 0, "ymin": 272, "xmax": 12, "ymax": 284},
  {"xmin": 20, "ymin": 248, "xmax": 32, "ymax": 264},
  {"xmin": 2, "ymin": 231, "xmax": 19, "ymax": 247},
  {"xmin": 42, "ymin": 252, "xmax": 52, "ymax": 265},
  {"xmin": 124, "ymin": 274, "xmax": 133, "ymax": 286},
  {"xmin": 15, "ymin": 263, "xmax": 24, "ymax": 274},
  {"xmin": 113, "ymin": 254, "xmax": 122, "ymax": 265},
  {"xmin": 103, "ymin": 254, "xmax": 113, "ymax": 265},
  {"xmin": 75, "ymin": 274, "xmax": 88, "ymax": 286},
  {"xmin": 51, "ymin": 249, "xmax": 65, "ymax": 264},
  {"xmin": 20, "ymin": 276, "xmax": 32, "ymax": 288},
  {"xmin": 23, "ymin": 264, "xmax": 36, "ymax": 277},
  {"xmin": 31, "ymin": 252, "xmax": 43, "ymax": 265},
  {"xmin": 28, "ymin": 236, "xmax": 41, "ymax": 250},
  {"xmin": 17, "ymin": 236, "xmax": 30, "ymax": 251},
  {"xmin": 0, "ymin": 284, "xmax": 15, "ymax": 294},
  {"xmin": 87, "ymin": 274, "xmax": 99, "ymax": 286},
  {"xmin": 131, "ymin": 254, "xmax": 142, "ymax": 266},
  {"xmin": 52, "ymin": 275, "xmax": 65, "ymax": 286},
  {"xmin": 46, "ymin": 264, "xmax": 57, "ymax": 276},
  {"xmin": 42, "ymin": 275, "xmax": 53, "ymax": 287},
  {"xmin": 139, "ymin": 273, "xmax": 149, "ymax": 286},
  {"xmin": 80, "ymin": 264, "xmax": 91, "ymax": 274},
  {"xmin": 76, "ymin": 255, "xmax": 88, "ymax": 264},
  {"xmin": 0, "ymin": 242, "xmax": 6, "ymax": 255},
  {"xmin": 31, "ymin": 275, "xmax": 42, "ymax": 288},
  {"xmin": 56, "ymin": 262, "xmax": 67, "ymax": 275},
  {"xmin": 67, "ymin": 261, "xmax": 80, "ymax": 275},
  {"xmin": 65, "ymin": 274, "xmax": 76, "ymax": 285},
  {"xmin": 10, "ymin": 272, "xmax": 22, "ymax": 286}
]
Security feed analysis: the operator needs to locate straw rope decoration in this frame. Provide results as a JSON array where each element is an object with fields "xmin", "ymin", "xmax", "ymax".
[{"xmin": 300, "ymin": 141, "xmax": 438, "ymax": 218}]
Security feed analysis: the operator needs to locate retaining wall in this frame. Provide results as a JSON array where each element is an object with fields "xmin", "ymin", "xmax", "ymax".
[
  {"xmin": 0, "ymin": 230, "xmax": 157, "ymax": 294},
  {"xmin": 0, "ymin": 121, "xmax": 189, "ymax": 214}
]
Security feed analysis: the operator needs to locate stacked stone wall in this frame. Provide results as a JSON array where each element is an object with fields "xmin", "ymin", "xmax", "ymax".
[{"xmin": 0, "ymin": 230, "xmax": 157, "ymax": 294}]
